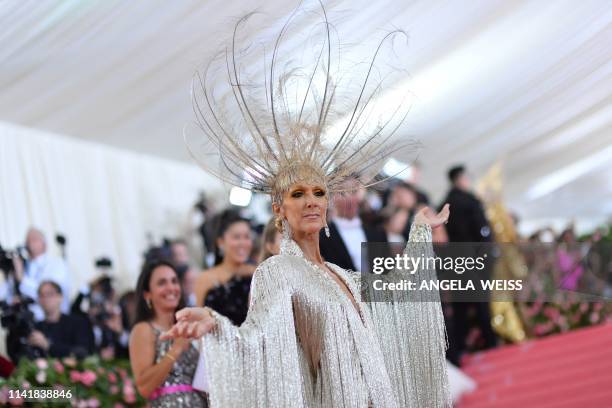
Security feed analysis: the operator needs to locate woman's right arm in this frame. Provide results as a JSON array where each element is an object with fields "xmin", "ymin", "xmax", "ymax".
[
  {"xmin": 161, "ymin": 263, "xmax": 306, "ymax": 406},
  {"xmin": 129, "ymin": 322, "xmax": 189, "ymax": 399}
]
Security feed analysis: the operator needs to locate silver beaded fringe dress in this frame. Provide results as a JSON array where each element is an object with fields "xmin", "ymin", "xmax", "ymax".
[{"xmin": 200, "ymin": 223, "xmax": 450, "ymax": 407}]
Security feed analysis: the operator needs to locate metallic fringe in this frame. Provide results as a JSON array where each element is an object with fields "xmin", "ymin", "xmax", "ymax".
[{"xmin": 200, "ymin": 223, "xmax": 450, "ymax": 407}]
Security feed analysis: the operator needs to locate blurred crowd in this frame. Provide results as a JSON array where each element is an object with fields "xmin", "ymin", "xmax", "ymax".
[{"xmin": 1, "ymin": 162, "xmax": 609, "ymax": 377}]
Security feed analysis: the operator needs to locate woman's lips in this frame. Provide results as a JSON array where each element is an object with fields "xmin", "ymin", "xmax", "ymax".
[
  {"xmin": 303, "ymin": 213, "xmax": 320, "ymax": 220},
  {"xmin": 162, "ymin": 292, "xmax": 180, "ymax": 302}
]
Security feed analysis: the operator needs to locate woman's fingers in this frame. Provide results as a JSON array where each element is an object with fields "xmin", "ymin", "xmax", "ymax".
[
  {"xmin": 161, "ymin": 321, "xmax": 212, "ymax": 340},
  {"xmin": 160, "ymin": 325, "xmax": 178, "ymax": 340},
  {"xmin": 176, "ymin": 307, "xmax": 211, "ymax": 322},
  {"xmin": 176, "ymin": 308, "xmax": 191, "ymax": 322},
  {"xmin": 188, "ymin": 321, "xmax": 199, "ymax": 338},
  {"xmin": 169, "ymin": 321, "xmax": 190, "ymax": 339},
  {"xmin": 439, "ymin": 203, "xmax": 450, "ymax": 223},
  {"xmin": 160, "ymin": 311, "xmax": 217, "ymax": 340}
]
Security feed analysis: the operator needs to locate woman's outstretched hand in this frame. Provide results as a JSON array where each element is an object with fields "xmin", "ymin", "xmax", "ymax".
[
  {"xmin": 414, "ymin": 204, "xmax": 450, "ymax": 228},
  {"xmin": 159, "ymin": 307, "xmax": 217, "ymax": 340}
]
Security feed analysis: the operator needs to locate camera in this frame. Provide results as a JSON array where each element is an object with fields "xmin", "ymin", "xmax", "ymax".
[
  {"xmin": 0, "ymin": 244, "xmax": 26, "ymax": 278},
  {"xmin": 1, "ymin": 297, "xmax": 46, "ymax": 360},
  {"xmin": 89, "ymin": 276, "xmax": 115, "ymax": 324}
]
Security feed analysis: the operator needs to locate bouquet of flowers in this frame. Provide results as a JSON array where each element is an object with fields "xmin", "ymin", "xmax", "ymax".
[{"xmin": 0, "ymin": 356, "xmax": 144, "ymax": 407}]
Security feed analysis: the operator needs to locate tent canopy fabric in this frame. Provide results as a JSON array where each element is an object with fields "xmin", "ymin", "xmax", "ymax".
[{"xmin": 1, "ymin": 0, "xmax": 611, "ymax": 223}]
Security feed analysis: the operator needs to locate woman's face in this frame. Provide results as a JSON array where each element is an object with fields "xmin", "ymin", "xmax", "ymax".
[
  {"xmin": 218, "ymin": 221, "xmax": 252, "ymax": 264},
  {"xmin": 145, "ymin": 266, "xmax": 181, "ymax": 313},
  {"xmin": 388, "ymin": 209, "xmax": 408, "ymax": 234},
  {"xmin": 275, "ymin": 183, "xmax": 328, "ymax": 237}
]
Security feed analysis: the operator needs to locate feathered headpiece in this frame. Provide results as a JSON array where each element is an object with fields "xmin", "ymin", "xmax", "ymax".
[{"xmin": 186, "ymin": 3, "xmax": 418, "ymax": 203}]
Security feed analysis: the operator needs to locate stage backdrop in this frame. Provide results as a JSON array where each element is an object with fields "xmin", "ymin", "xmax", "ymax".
[{"xmin": 0, "ymin": 121, "xmax": 223, "ymax": 295}]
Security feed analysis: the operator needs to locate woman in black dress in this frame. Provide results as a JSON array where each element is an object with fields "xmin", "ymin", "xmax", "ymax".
[{"xmin": 194, "ymin": 210, "xmax": 255, "ymax": 325}]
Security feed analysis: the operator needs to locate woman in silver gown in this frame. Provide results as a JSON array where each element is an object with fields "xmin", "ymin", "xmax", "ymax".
[{"xmin": 162, "ymin": 5, "xmax": 451, "ymax": 406}]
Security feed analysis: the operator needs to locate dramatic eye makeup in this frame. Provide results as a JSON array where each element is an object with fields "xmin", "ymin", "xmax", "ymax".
[{"xmin": 289, "ymin": 185, "xmax": 326, "ymax": 198}]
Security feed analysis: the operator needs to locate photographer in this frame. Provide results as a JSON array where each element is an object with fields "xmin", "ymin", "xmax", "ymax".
[
  {"xmin": 72, "ymin": 275, "xmax": 129, "ymax": 359},
  {"xmin": 8, "ymin": 281, "xmax": 94, "ymax": 361},
  {"xmin": 2, "ymin": 228, "xmax": 71, "ymax": 321}
]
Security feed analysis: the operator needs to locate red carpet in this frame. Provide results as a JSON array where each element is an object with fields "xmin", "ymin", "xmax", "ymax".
[{"xmin": 458, "ymin": 324, "xmax": 612, "ymax": 408}]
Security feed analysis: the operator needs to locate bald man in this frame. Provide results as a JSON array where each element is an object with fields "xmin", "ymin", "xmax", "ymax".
[{"xmin": 5, "ymin": 227, "xmax": 71, "ymax": 320}]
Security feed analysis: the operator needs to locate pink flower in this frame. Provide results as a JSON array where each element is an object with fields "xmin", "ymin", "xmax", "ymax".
[
  {"xmin": 522, "ymin": 305, "xmax": 536, "ymax": 318},
  {"xmin": 530, "ymin": 302, "xmax": 542, "ymax": 316},
  {"xmin": 8, "ymin": 396, "xmax": 23, "ymax": 406},
  {"xmin": 21, "ymin": 382, "xmax": 30, "ymax": 389},
  {"xmin": 36, "ymin": 370, "xmax": 47, "ymax": 384},
  {"xmin": 543, "ymin": 306, "xmax": 560, "ymax": 320},
  {"xmin": 87, "ymin": 398, "xmax": 100, "ymax": 407},
  {"xmin": 70, "ymin": 370, "xmax": 81, "ymax": 383},
  {"xmin": 113, "ymin": 404, "xmax": 125, "ymax": 408},
  {"xmin": 100, "ymin": 347, "xmax": 114, "ymax": 361},
  {"xmin": 579, "ymin": 303, "xmax": 589, "ymax": 313},
  {"xmin": 80, "ymin": 370, "xmax": 97, "ymax": 387},
  {"xmin": 53, "ymin": 360, "xmax": 65, "ymax": 374},
  {"xmin": 63, "ymin": 357, "xmax": 77, "ymax": 368},
  {"xmin": 534, "ymin": 322, "xmax": 554, "ymax": 336},
  {"xmin": 97, "ymin": 367, "xmax": 105, "ymax": 375},
  {"xmin": 110, "ymin": 385, "xmax": 119, "ymax": 395},
  {"xmin": 556, "ymin": 316, "xmax": 569, "ymax": 331},
  {"xmin": 107, "ymin": 372, "xmax": 117, "ymax": 383},
  {"xmin": 590, "ymin": 312, "xmax": 600, "ymax": 324},
  {"xmin": 35, "ymin": 358, "xmax": 48, "ymax": 370},
  {"xmin": 123, "ymin": 384, "xmax": 136, "ymax": 404}
]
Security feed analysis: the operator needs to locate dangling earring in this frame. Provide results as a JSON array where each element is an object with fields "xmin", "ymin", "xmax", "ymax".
[
  {"xmin": 146, "ymin": 298, "xmax": 152, "ymax": 309},
  {"xmin": 281, "ymin": 218, "xmax": 292, "ymax": 240},
  {"xmin": 324, "ymin": 223, "xmax": 330, "ymax": 238},
  {"xmin": 274, "ymin": 216, "xmax": 283, "ymax": 233}
]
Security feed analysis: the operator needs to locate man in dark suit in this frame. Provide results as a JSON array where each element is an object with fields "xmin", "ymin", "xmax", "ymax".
[
  {"xmin": 442, "ymin": 166, "xmax": 492, "ymax": 243},
  {"xmin": 441, "ymin": 165, "xmax": 497, "ymax": 365},
  {"xmin": 320, "ymin": 180, "xmax": 387, "ymax": 271}
]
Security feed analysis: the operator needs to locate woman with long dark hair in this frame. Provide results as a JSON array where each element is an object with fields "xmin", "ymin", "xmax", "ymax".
[
  {"xmin": 129, "ymin": 260, "xmax": 207, "ymax": 407},
  {"xmin": 193, "ymin": 209, "xmax": 255, "ymax": 326}
]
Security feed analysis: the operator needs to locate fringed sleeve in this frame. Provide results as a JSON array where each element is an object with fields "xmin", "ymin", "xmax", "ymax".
[
  {"xmin": 367, "ymin": 223, "xmax": 451, "ymax": 407},
  {"xmin": 200, "ymin": 261, "xmax": 306, "ymax": 408}
]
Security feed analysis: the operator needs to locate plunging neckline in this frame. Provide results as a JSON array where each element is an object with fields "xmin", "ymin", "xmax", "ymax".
[
  {"xmin": 319, "ymin": 261, "xmax": 366, "ymax": 325},
  {"xmin": 280, "ymin": 237, "xmax": 366, "ymax": 326}
]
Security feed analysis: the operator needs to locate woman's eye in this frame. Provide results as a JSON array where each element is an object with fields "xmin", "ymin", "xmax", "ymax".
[
  {"xmin": 291, "ymin": 191, "xmax": 303, "ymax": 198},
  {"xmin": 315, "ymin": 190, "xmax": 326, "ymax": 197}
]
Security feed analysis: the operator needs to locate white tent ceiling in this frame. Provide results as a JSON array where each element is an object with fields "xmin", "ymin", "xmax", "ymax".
[{"xmin": 1, "ymin": 0, "xmax": 611, "ymax": 225}]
